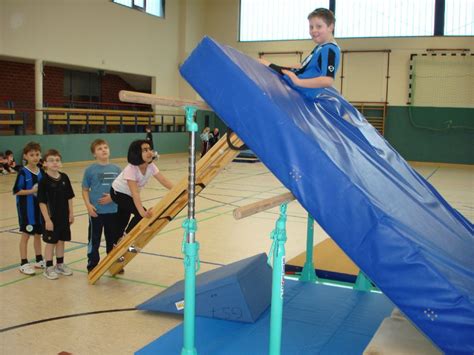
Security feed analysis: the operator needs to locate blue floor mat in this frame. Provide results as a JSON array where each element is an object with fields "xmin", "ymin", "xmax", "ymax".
[{"xmin": 136, "ymin": 280, "xmax": 394, "ymax": 355}]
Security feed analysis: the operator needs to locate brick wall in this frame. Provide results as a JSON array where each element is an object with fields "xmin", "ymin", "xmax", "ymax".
[
  {"xmin": 101, "ymin": 74, "xmax": 135, "ymax": 104},
  {"xmin": 0, "ymin": 60, "xmax": 35, "ymax": 109}
]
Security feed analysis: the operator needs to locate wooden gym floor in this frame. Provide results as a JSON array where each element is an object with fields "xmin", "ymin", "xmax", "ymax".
[{"xmin": 0, "ymin": 154, "xmax": 472, "ymax": 354}]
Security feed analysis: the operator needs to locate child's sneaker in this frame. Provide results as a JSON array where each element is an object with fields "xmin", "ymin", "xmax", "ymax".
[
  {"xmin": 34, "ymin": 260, "xmax": 46, "ymax": 269},
  {"xmin": 19, "ymin": 263, "xmax": 35, "ymax": 275},
  {"xmin": 43, "ymin": 266, "xmax": 59, "ymax": 280},
  {"xmin": 55, "ymin": 263, "xmax": 73, "ymax": 276}
]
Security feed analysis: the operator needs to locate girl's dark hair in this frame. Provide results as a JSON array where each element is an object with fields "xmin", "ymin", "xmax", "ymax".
[
  {"xmin": 127, "ymin": 140, "xmax": 149, "ymax": 165},
  {"xmin": 307, "ymin": 8, "xmax": 335, "ymax": 27}
]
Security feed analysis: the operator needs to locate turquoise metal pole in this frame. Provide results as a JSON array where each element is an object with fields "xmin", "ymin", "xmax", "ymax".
[
  {"xmin": 181, "ymin": 106, "xmax": 200, "ymax": 355},
  {"xmin": 354, "ymin": 271, "xmax": 372, "ymax": 292},
  {"xmin": 299, "ymin": 214, "xmax": 318, "ymax": 282},
  {"xmin": 268, "ymin": 203, "xmax": 288, "ymax": 355}
]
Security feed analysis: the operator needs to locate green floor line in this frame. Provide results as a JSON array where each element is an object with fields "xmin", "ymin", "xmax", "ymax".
[{"xmin": 0, "ymin": 275, "xmax": 36, "ymax": 287}]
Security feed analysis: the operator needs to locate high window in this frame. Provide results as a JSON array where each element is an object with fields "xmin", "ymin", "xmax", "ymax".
[
  {"xmin": 112, "ymin": 0, "xmax": 165, "ymax": 18},
  {"xmin": 239, "ymin": 0, "xmax": 330, "ymax": 42}
]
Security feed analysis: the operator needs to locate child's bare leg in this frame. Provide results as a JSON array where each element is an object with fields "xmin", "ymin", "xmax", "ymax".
[
  {"xmin": 56, "ymin": 240, "xmax": 65, "ymax": 259},
  {"xmin": 19, "ymin": 233, "xmax": 29, "ymax": 260},
  {"xmin": 44, "ymin": 243, "xmax": 55, "ymax": 262},
  {"xmin": 18, "ymin": 233, "xmax": 35, "ymax": 275},
  {"xmin": 33, "ymin": 234, "xmax": 42, "ymax": 258}
]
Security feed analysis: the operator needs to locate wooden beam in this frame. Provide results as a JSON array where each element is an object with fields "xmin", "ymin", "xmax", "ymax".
[
  {"xmin": 233, "ymin": 192, "xmax": 295, "ymax": 220},
  {"xmin": 119, "ymin": 90, "xmax": 212, "ymax": 111},
  {"xmin": 88, "ymin": 132, "xmax": 243, "ymax": 284}
]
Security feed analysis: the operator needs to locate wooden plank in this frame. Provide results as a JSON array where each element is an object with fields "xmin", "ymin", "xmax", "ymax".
[
  {"xmin": 119, "ymin": 90, "xmax": 211, "ymax": 111},
  {"xmin": 88, "ymin": 132, "xmax": 244, "ymax": 284},
  {"xmin": 0, "ymin": 120, "xmax": 23, "ymax": 125},
  {"xmin": 0, "ymin": 109, "xmax": 15, "ymax": 115},
  {"xmin": 43, "ymin": 107, "xmax": 155, "ymax": 115},
  {"xmin": 233, "ymin": 192, "xmax": 295, "ymax": 220}
]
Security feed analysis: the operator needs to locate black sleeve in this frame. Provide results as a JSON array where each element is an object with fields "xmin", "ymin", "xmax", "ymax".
[
  {"xmin": 269, "ymin": 63, "xmax": 293, "ymax": 76},
  {"xmin": 37, "ymin": 178, "xmax": 47, "ymax": 204},
  {"xmin": 64, "ymin": 174, "xmax": 75, "ymax": 200}
]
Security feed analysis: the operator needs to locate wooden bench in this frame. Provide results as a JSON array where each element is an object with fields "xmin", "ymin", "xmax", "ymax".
[
  {"xmin": 0, "ymin": 109, "xmax": 25, "ymax": 134},
  {"xmin": 43, "ymin": 108, "xmax": 185, "ymax": 133}
]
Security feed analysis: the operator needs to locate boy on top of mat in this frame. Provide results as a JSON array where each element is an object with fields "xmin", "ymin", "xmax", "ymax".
[
  {"xmin": 82, "ymin": 139, "xmax": 121, "ymax": 273},
  {"xmin": 38, "ymin": 149, "xmax": 75, "ymax": 280},
  {"xmin": 111, "ymin": 140, "xmax": 174, "ymax": 244},
  {"xmin": 259, "ymin": 8, "xmax": 340, "ymax": 99},
  {"xmin": 12, "ymin": 142, "xmax": 45, "ymax": 275}
]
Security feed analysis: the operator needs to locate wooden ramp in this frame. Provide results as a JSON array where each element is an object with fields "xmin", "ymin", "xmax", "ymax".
[{"xmin": 88, "ymin": 133, "xmax": 243, "ymax": 284}]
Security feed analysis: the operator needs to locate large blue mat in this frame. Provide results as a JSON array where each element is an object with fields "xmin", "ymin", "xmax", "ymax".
[
  {"xmin": 137, "ymin": 280, "xmax": 394, "ymax": 354},
  {"xmin": 180, "ymin": 37, "xmax": 474, "ymax": 353}
]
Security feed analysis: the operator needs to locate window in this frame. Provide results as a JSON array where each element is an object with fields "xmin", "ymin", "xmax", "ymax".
[
  {"xmin": 239, "ymin": 0, "xmax": 330, "ymax": 42},
  {"xmin": 445, "ymin": 0, "xmax": 474, "ymax": 36},
  {"xmin": 335, "ymin": 0, "xmax": 435, "ymax": 38},
  {"xmin": 112, "ymin": 0, "xmax": 165, "ymax": 18}
]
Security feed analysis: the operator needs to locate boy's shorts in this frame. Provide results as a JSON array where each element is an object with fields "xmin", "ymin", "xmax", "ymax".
[
  {"xmin": 42, "ymin": 227, "xmax": 71, "ymax": 244},
  {"xmin": 19, "ymin": 224, "xmax": 42, "ymax": 235}
]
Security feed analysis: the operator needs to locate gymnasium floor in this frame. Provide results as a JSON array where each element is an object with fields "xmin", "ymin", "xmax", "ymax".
[{"xmin": 0, "ymin": 153, "xmax": 472, "ymax": 354}]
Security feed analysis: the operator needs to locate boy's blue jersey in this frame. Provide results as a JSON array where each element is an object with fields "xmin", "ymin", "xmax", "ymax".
[
  {"xmin": 82, "ymin": 163, "xmax": 121, "ymax": 214},
  {"xmin": 285, "ymin": 42, "xmax": 340, "ymax": 99},
  {"xmin": 13, "ymin": 167, "xmax": 44, "ymax": 227}
]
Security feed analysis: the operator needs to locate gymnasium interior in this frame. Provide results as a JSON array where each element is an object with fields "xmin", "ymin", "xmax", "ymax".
[{"xmin": 0, "ymin": 1, "xmax": 473, "ymax": 354}]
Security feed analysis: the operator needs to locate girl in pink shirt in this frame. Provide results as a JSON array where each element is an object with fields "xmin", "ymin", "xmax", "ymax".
[{"xmin": 111, "ymin": 140, "xmax": 173, "ymax": 241}]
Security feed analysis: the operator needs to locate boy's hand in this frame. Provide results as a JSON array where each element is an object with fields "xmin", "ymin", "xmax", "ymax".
[
  {"xmin": 45, "ymin": 220, "xmax": 54, "ymax": 231},
  {"xmin": 69, "ymin": 213, "xmax": 74, "ymax": 225},
  {"xmin": 98, "ymin": 193, "xmax": 112, "ymax": 205},
  {"xmin": 282, "ymin": 69, "xmax": 298, "ymax": 84},
  {"xmin": 31, "ymin": 184, "xmax": 38, "ymax": 194},
  {"xmin": 87, "ymin": 204, "xmax": 98, "ymax": 218}
]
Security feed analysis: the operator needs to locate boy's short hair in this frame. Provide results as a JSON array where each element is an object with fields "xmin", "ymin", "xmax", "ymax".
[
  {"xmin": 308, "ymin": 8, "xmax": 335, "ymax": 27},
  {"xmin": 43, "ymin": 149, "xmax": 62, "ymax": 161},
  {"xmin": 5, "ymin": 150, "xmax": 13, "ymax": 156},
  {"xmin": 127, "ymin": 139, "xmax": 149, "ymax": 165},
  {"xmin": 90, "ymin": 139, "xmax": 108, "ymax": 153},
  {"xmin": 23, "ymin": 142, "xmax": 41, "ymax": 156}
]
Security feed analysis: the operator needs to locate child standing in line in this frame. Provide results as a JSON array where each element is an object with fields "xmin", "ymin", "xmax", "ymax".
[
  {"xmin": 12, "ymin": 142, "xmax": 45, "ymax": 275},
  {"xmin": 38, "ymin": 149, "xmax": 75, "ymax": 280},
  {"xmin": 111, "ymin": 140, "xmax": 173, "ymax": 241},
  {"xmin": 200, "ymin": 127, "xmax": 211, "ymax": 157},
  {"xmin": 82, "ymin": 139, "xmax": 121, "ymax": 273},
  {"xmin": 259, "ymin": 8, "xmax": 340, "ymax": 98}
]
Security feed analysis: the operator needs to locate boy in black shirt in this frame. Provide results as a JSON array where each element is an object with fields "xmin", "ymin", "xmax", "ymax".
[{"xmin": 38, "ymin": 149, "xmax": 75, "ymax": 280}]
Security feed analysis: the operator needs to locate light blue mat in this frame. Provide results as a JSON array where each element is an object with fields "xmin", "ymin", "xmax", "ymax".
[{"xmin": 136, "ymin": 280, "xmax": 394, "ymax": 354}]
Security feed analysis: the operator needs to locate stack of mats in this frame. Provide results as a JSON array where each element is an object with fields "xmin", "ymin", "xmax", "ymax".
[{"xmin": 179, "ymin": 36, "xmax": 474, "ymax": 353}]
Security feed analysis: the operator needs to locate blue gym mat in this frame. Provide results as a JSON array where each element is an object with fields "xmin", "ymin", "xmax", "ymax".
[
  {"xmin": 136, "ymin": 280, "xmax": 394, "ymax": 354},
  {"xmin": 179, "ymin": 37, "xmax": 474, "ymax": 353}
]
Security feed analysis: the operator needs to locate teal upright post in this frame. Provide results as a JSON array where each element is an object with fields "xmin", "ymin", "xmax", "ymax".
[
  {"xmin": 268, "ymin": 203, "xmax": 288, "ymax": 355},
  {"xmin": 299, "ymin": 214, "xmax": 318, "ymax": 282},
  {"xmin": 354, "ymin": 271, "xmax": 372, "ymax": 292},
  {"xmin": 181, "ymin": 106, "xmax": 200, "ymax": 355}
]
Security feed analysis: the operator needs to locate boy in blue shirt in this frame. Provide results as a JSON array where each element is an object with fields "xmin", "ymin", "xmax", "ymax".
[
  {"xmin": 13, "ymin": 142, "xmax": 45, "ymax": 275},
  {"xmin": 82, "ymin": 139, "xmax": 121, "ymax": 273},
  {"xmin": 260, "ymin": 8, "xmax": 340, "ymax": 100}
]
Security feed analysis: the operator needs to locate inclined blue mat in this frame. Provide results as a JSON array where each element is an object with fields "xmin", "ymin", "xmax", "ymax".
[
  {"xmin": 136, "ymin": 280, "xmax": 394, "ymax": 355},
  {"xmin": 179, "ymin": 37, "xmax": 474, "ymax": 353}
]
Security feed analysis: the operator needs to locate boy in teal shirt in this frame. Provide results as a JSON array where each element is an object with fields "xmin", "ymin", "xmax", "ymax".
[{"xmin": 82, "ymin": 139, "xmax": 121, "ymax": 272}]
